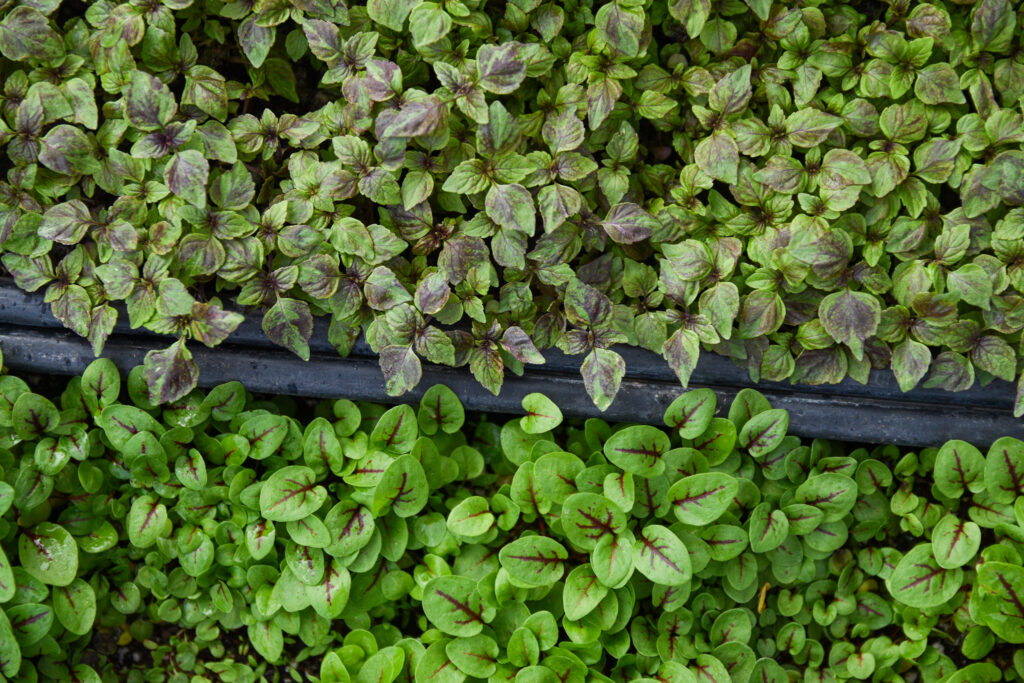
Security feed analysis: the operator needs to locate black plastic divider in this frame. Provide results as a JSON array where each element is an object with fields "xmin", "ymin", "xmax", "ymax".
[
  {"xmin": 1, "ymin": 314, "xmax": 1021, "ymax": 447},
  {"xmin": 2, "ymin": 282, "xmax": 1018, "ymax": 404},
  {"xmin": 3, "ymin": 281, "xmax": 1022, "ymax": 445}
]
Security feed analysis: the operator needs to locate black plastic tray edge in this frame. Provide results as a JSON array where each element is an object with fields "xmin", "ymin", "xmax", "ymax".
[
  {"xmin": 0, "ymin": 281, "xmax": 1016, "ymax": 410},
  {"xmin": 2, "ymin": 325, "xmax": 1021, "ymax": 448}
]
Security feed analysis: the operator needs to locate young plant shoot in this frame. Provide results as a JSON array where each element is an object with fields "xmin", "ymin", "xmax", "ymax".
[
  {"xmin": 0, "ymin": 360, "xmax": 1022, "ymax": 681},
  {"xmin": 0, "ymin": 0, "xmax": 1022, "ymax": 410}
]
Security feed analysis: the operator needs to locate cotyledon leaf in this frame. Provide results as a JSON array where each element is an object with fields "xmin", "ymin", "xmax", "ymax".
[
  {"xmin": 0, "ymin": 546, "xmax": 14, "ymax": 603},
  {"xmin": 562, "ymin": 564, "xmax": 608, "ymax": 621},
  {"xmin": 423, "ymin": 575, "xmax": 492, "ymax": 637},
  {"xmin": 127, "ymin": 495, "xmax": 168, "ymax": 548},
  {"xmin": 18, "ymin": 522, "xmax": 78, "ymax": 587},
  {"xmin": 246, "ymin": 520, "xmax": 276, "ymax": 560},
  {"xmin": 974, "ymin": 561, "xmax": 1024, "ymax": 644},
  {"xmin": 984, "ymin": 436, "xmax": 1024, "ymax": 504},
  {"xmin": 886, "ymin": 543, "xmax": 964, "ymax": 609},
  {"xmin": 593, "ymin": 532, "xmax": 635, "ymax": 587},
  {"xmin": 0, "ymin": 608, "xmax": 21, "ymax": 678},
  {"xmin": 416, "ymin": 639, "xmax": 466, "ymax": 683},
  {"xmin": 934, "ymin": 439, "xmax": 986, "ymax": 498},
  {"xmin": 372, "ymin": 455, "xmax": 428, "ymax": 518},
  {"xmin": 324, "ymin": 500, "xmax": 375, "ymax": 557},
  {"xmin": 750, "ymin": 659, "xmax": 788, "ymax": 683},
  {"xmin": 499, "ymin": 536, "xmax": 568, "ymax": 587},
  {"xmin": 7, "ymin": 0, "xmax": 1024, "ymax": 652},
  {"xmin": 370, "ymin": 404, "xmax": 418, "ymax": 454},
  {"xmin": 603, "ymin": 424, "xmax": 670, "ymax": 477},
  {"xmin": 690, "ymin": 654, "xmax": 731, "ymax": 683},
  {"xmin": 794, "ymin": 473, "xmax": 857, "ymax": 522},
  {"xmin": 418, "ymin": 384, "xmax": 465, "ymax": 435},
  {"xmin": 667, "ymin": 473, "xmax": 738, "ymax": 526},
  {"xmin": 446, "ymin": 634, "xmax": 499, "ymax": 679},
  {"xmin": 738, "ymin": 409, "xmax": 789, "ymax": 458},
  {"xmin": 447, "ymin": 496, "xmax": 495, "ymax": 538},
  {"xmin": 259, "ymin": 466, "xmax": 328, "ymax": 522},
  {"xmin": 633, "ymin": 524, "xmax": 692, "ymax": 586},
  {"xmin": 931, "ymin": 514, "xmax": 981, "ymax": 569},
  {"xmin": 663, "ymin": 388, "xmax": 717, "ymax": 439},
  {"xmin": 520, "ymin": 392, "xmax": 563, "ymax": 434},
  {"xmin": 305, "ymin": 559, "xmax": 351, "ymax": 619},
  {"xmin": 53, "ymin": 578, "xmax": 96, "ymax": 635},
  {"xmin": 939, "ymin": 664, "xmax": 1003, "ymax": 683},
  {"xmin": 690, "ymin": 418, "xmax": 737, "ymax": 464},
  {"xmin": 562, "ymin": 492, "xmax": 628, "ymax": 551},
  {"xmin": 748, "ymin": 503, "xmax": 789, "ymax": 553},
  {"xmin": 727, "ymin": 388, "xmax": 771, "ymax": 431}
]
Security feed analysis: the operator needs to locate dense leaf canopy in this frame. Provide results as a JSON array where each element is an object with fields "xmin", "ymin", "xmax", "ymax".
[
  {"xmin": 0, "ymin": 357, "xmax": 1023, "ymax": 681},
  {"xmin": 1, "ymin": 0, "xmax": 1023, "ymax": 409}
]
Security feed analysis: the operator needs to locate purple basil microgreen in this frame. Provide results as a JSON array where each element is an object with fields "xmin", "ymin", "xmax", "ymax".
[{"xmin": 5, "ymin": 0, "xmax": 1022, "ymax": 410}]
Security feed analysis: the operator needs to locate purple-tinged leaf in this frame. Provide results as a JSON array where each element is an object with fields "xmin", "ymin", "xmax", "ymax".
[
  {"xmin": 595, "ymin": 1, "xmax": 643, "ymax": 57},
  {"xmin": 476, "ymin": 42, "xmax": 526, "ymax": 94},
  {"xmin": 165, "ymin": 150, "xmax": 209, "ymax": 208},
  {"xmin": 143, "ymin": 338, "xmax": 199, "ymax": 405},
  {"xmin": 708, "ymin": 64, "xmax": 751, "ymax": 114},
  {"xmin": 501, "ymin": 326, "xmax": 544, "ymax": 364},
  {"xmin": 581, "ymin": 348, "xmax": 625, "ymax": 411},
  {"xmin": 486, "ymin": 183, "xmax": 535, "ymax": 234},
  {"xmin": 263, "ymin": 298, "xmax": 313, "ymax": 361},
  {"xmin": 125, "ymin": 70, "xmax": 176, "ymax": 131},
  {"xmin": 238, "ymin": 17, "xmax": 274, "ymax": 67},
  {"xmin": 0, "ymin": 6, "xmax": 63, "ymax": 63},
  {"xmin": 819, "ymin": 289, "xmax": 881, "ymax": 361}
]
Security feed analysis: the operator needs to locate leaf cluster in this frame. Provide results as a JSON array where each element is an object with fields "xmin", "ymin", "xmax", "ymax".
[
  {"xmin": 1, "ymin": 0, "xmax": 1024, "ymax": 409},
  {"xmin": 0, "ymin": 359, "xmax": 1023, "ymax": 681}
]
